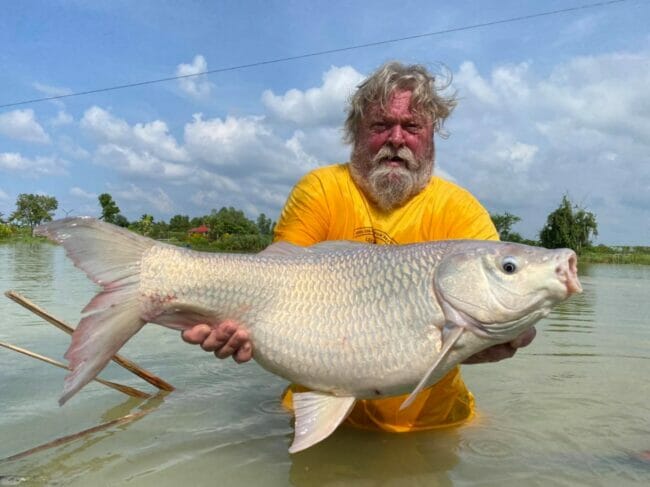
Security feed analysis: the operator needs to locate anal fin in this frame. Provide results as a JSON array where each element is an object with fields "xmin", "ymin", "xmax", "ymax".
[{"xmin": 289, "ymin": 392, "xmax": 355, "ymax": 454}]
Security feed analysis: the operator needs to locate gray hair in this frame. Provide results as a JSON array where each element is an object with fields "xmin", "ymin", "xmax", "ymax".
[{"xmin": 343, "ymin": 61, "xmax": 457, "ymax": 144}]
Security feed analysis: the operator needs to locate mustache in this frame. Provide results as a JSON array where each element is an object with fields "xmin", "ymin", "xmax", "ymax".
[{"xmin": 371, "ymin": 146, "xmax": 419, "ymax": 170}]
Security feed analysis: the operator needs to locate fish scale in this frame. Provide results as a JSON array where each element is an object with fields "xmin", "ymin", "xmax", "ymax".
[
  {"xmin": 34, "ymin": 217, "xmax": 581, "ymax": 452},
  {"xmin": 145, "ymin": 245, "xmax": 443, "ymax": 397}
]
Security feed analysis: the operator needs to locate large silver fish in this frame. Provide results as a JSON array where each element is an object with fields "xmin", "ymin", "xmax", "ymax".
[{"xmin": 35, "ymin": 217, "xmax": 581, "ymax": 453}]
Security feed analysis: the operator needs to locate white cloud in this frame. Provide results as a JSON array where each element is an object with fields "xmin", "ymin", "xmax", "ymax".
[
  {"xmin": 81, "ymin": 106, "xmax": 130, "ymax": 140},
  {"xmin": 109, "ymin": 183, "xmax": 174, "ymax": 214},
  {"xmin": 82, "ymin": 106, "xmax": 188, "ymax": 162},
  {"xmin": 445, "ymin": 51, "xmax": 650, "ymax": 243},
  {"xmin": 0, "ymin": 152, "xmax": 68, "ymax": 176},
  {"xmin": 183, "ymin": 113, "xmax": 319, "ymax": 185},
  {"xmin": 32, "ymin": 82, "xmax": 72, "ymax": 98},
  {"xmin": 81, "ymin": 106, "xmax": 191, "ymax": 179},
  {"xmin": 175, "ymin": 55, "xmax": 214, "ymax": 99},
  {"xmin": 0, "ymin": 109, "xmax": 51, "ymax": 143},
  {"xmin": 184, "ymin": 113, "xmax": 270, "ymax": 164},
  {"xmin": 32, "ymin": 82, "xmax": 73, "ymax": 109},
  {"xmin": 93, "ymin": 144, "xmax": 191, "ymax": 179},
  {"xmin": 69, "ymin": 187, "xmax": 97, "ymax": 199},
  {"xmin": 50, "ymin": 110, "xmax": 74, "ymax": 126},
  {"xmin": 0, "ymin": 188, "xmax": 9, "ymax": 201},
  {"xmin": 455, "ymin": 62, "xmax": 499, "ymax": 106},
  {"xmin": 262, "ymin": 65, "xmax": 365, "ymax": 126},
  {"xmin": 57, "ymin": 136, "xmax": 90, "ymax": 160}
]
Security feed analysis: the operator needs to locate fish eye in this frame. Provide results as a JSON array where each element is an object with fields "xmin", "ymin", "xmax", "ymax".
[{"xmin": 501, "ymin": 257, "xmax": 518, "ymax": 274}]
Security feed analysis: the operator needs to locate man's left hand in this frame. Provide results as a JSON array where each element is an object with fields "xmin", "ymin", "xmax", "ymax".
[{"xmin": 462, "ymin": 327, "xmax": 537, "ymax": 364}]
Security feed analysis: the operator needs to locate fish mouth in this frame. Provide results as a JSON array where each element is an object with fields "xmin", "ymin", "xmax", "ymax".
[{"xmin": 556, "ymin": 250, "xmax": 582, "ymax": 296}]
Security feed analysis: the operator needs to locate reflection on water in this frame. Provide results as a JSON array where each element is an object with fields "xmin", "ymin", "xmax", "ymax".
[
  {"xmin": 1, "ymin": 243, "xmax": 649, "ymax": 486},
  {"xmin": 289, "ymin": 428, "xmax": 460, "ymax": 486}
]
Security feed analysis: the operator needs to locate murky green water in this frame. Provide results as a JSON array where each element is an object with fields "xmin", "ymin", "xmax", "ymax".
[{"xmin": 0, "ymin": 242, "xmax": 648, "ymax": 486}]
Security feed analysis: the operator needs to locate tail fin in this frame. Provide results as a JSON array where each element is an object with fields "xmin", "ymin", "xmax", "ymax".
[{"xmin": 35, "ymin": 217, "xmax": 156, "ymax": 405}]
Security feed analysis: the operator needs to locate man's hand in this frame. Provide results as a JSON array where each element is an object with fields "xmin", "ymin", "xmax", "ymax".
[
  {"xmin": 462, "ymin": 327, "xmax": 537, "ymax": 364},
  {"xmin": 181, "ymin": 321, "xmax": 253, "ymax": 363}
]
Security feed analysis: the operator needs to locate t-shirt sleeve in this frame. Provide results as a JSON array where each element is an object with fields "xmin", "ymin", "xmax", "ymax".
[
  {"xmin": 273, "ymin": 171, "xmax": 330, "ymax": 246},
  {"xmin": 442, "ymin": 187, "xmax": 500, "ymax": 241}
]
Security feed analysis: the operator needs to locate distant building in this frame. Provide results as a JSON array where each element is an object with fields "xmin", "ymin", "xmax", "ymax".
[{"xmin": 188, "ymin": 224, "xmax": 209, "ymax": 235}]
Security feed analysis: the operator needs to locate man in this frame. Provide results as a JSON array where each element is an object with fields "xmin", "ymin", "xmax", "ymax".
[{"xmin": 182, "ymin": 61, "xmax": 536, "ymax": 431}]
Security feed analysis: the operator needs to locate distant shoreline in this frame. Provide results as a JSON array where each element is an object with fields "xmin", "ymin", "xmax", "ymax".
[{"xmin": 2, "ymin": 236, "xmax": 649, "ymax": 265}]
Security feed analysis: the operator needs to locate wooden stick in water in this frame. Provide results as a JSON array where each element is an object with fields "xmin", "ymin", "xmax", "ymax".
[
  {"xmin": 0, "ymin": 409, "xmax": 151, "ymax": 462},
  {"xmin": 4, "ymin": 290, "xmax": 175, "ymax": 392},
  {"xmin": 0, "ymin": 340, "xmax": 150, "ymax": 399}
]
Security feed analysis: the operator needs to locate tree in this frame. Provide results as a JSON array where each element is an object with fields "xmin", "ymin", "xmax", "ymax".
[
  {"xmin": 133, "ymin": 214, "xmax": 154, "ymax": 236},
  {"xmin": 98, "ymin": 193, "xmax": 121, "ymax": 224},
  {"xmin": 207, "ymin": 207, "xmax": 259, "ymax": 240},
  {"xmin": 256, "ymin": 213, "xmax": 274, "ymax": 236},
  {"xmin": 169, "ymin": 214, "xmax": 191, "ymax": 233},
  {"xmin": 0, "ymin": 211, "xmax": 5, "ymax": 224},
  {"xmin": 490, "ymin": 212, "xmax": 524, "ymax": 243},
  {"xmin": 10, "ymin": 193, "xmax": 58, "ymax": 235},
  {"xmin": 113, "ymin": 214, "xmax": 130, "ymax": 227},
  {"xmin": 539, "ymin": 195, "xmax": 598, "ymax": 254}
]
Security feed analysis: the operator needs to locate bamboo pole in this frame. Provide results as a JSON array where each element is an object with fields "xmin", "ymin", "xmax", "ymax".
[
  {"xmin": 4, "ymin": 290, "xmax": 174, "ymax": 392},
  {"xmin": 1, "ymin": 408, "xmax": 151, "ymax": 462},
  {"xmin": 0, "ymin": 340, "xmax": 150, "ymax": 399}
]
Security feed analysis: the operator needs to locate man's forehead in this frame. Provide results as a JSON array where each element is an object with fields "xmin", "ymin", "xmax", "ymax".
[{"xmin": 366, "ymin": 91, "xmax": 429, "ymax": 122}]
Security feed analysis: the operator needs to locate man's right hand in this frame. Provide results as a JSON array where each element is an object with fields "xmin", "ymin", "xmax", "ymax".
[{"xmin": 181, "ymin": 321, "xmax": 253, "ymax": 363}]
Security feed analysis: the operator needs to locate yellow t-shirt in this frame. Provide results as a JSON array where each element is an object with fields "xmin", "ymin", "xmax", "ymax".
[{"xmin": 274, "ymin": 163, "xmax": 499, "ymax": 432}]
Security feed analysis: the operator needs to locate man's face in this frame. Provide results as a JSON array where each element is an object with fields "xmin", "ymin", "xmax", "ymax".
[{"xmin": 350, "ymin": 90, "xmax": 435, "ymax": 211}]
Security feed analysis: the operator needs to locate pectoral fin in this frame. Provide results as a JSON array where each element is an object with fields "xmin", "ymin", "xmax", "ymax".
[
  {"xmin": 289, "ymin": 392, "xmax": 356, "ymax": 454},
  {"xmin": 399, "ymin": 325, "xmax": 464, "ymax": 411}
]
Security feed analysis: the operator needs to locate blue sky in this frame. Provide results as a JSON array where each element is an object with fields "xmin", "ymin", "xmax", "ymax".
[{"xmin": 1, "ymin": 0, "xmax": 649, "ymax": 245}]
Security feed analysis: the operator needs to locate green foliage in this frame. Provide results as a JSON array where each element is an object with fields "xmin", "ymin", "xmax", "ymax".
[
  {"xmin": 113, "ymin": 214, "xmax": 130, "ymax": 227},
  {"xmin": 581, "ymin": 246, "xmax": 650, "ymax": 264},
  {"xmin": 206, "ymin": 207, "xmax": 259, "ymax": 240},
  {"xmin": 190, "ymin": 216, "xmax": 205, "ymax": 228},
  {"xmin": 0, "ymin": 223, "xmax": 13, "ymax": 239},
  {"xmin": 9, "ymin": 193, "xmax": 58, "ymax": 235},
  {"xmin": 214, "ymin": 234, "xmax": 272, "ymax": 252},
  {"xmin": 539, "ymin": 195, "xmax": 598, "ymax": 254},
  {"xmin": 149, "ymin": 221, "xmax": 169, "ymax": 240},
  {"xmin": 256, "ymin": 213, "xmax": 274, "ymax": 236},
  {"xmin": 187, "ymin": 233, "xmax": 210, "ymax": 249},
  {"xmin": 490, "ymin": 211, "xmax": 525, "ymax": 243},
  {"xmin": 169, "ymin": 214, "xmax": 191, "ymax": 233},
  {"xmin": 131, "ymin": 214, "xmax": 155, "ymax": 236},
  {"xmin": 98, "ymin": 193, "xmax": 121, "ymax": 224}
]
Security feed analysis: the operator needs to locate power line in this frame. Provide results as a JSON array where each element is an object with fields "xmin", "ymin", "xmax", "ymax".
[{"xmin": 0, "ymin": 0, "xmax": 630, "ymax": 109}]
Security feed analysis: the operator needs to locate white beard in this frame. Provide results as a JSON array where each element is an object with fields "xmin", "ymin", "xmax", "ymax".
[{"xmin": 350, "ymin": 145, "xmax": 433, "ymax": 211}]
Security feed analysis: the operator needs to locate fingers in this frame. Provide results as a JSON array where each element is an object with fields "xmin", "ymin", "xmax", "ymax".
[
  {"xmin": 181, "ymin": 324, "xmax": 212, "ymax": 344},
  {"xmin": 233, "ymin": 342, "xmax": 253, "ymax": 363},
  {"xmin": 213, "ymin": 328, "xmax": 249, "ymax": 359},
  {"xmin": 463, "ymin": 326, "xmax": 538, "ymax": 364},
  {"xmin": 181, "ymin": 321, "xmax": 253, "ymax": 363}
]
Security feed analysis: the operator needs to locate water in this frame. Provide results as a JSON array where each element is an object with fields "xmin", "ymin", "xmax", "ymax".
[{"xmin": 0, "ymin": 242, "xmax": 648, "ymax": 486}]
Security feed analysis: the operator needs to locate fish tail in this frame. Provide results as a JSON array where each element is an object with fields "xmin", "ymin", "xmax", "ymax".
[{"xmin": 35, "ymin": 217, "xmax": 156, "ymax": 405}]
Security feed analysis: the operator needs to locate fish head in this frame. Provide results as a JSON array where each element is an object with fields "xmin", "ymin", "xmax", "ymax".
[{"xmin": 433, "ymin": 242, "xmax": 582, "ymax": 340}]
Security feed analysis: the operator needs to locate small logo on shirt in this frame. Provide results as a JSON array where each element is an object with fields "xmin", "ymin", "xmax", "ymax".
[{"xmin": 353, "ymin": 227, "xmax": 397, "ymax": 244}]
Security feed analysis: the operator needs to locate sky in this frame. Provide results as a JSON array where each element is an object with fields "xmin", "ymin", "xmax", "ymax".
[{"xmin": 0, "ymin": 0, "xmax": 649, "ymax": 245}]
